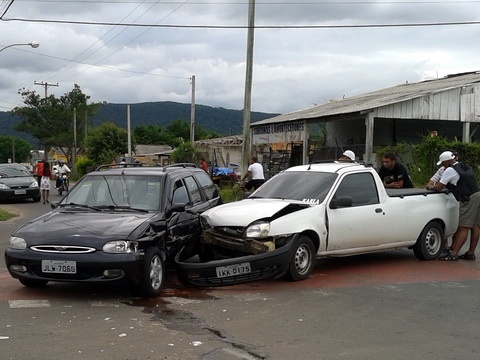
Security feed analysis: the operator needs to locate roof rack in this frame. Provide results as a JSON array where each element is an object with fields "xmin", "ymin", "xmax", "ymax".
[
  {"xmin": 95, "ymin": 162, "xmax": 145, "ymax": 171},
  {"xmin": 162, "ymin": 163, "xmax": 197, "ymax": 172}
]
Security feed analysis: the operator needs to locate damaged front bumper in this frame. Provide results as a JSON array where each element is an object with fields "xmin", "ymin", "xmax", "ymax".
[{"xmin": 174, "ymin": 239, "xmax": 295, "ymax": 287}]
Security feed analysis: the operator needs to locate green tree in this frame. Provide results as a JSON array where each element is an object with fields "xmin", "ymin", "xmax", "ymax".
[
  {"xmin": 0, "ymin": 135, "xmax": 31, "ymax": 163},
  {"xmin": 133, "ymin": 125, "xmax": 164, "ymax": 145},
  {"xmin": 171, "ymin": 142, "xmax": 197, "ymax": 163},
  {"xmin": 12, "ymin": 84, "xmax": 102, "ymax": 165},
  {"xmin": 159, "ymin": 120, "xmax": 220, "ymax": 147},
  {"xmin": 84, "ymin": 122, "xmax": 129, "ymax": 166}
]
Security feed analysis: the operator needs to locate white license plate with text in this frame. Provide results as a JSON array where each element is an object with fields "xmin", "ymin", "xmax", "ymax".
[
  {"xmin": 216, "ymin": 262, "xmax": 251, "ymax": 278},
  {"xmin": 42, "ymin": 260, "xmax": 77, "ymax": 274},
  {"xmin": 14, "ymin": 190, "xmax": 26, "ymax": 195}
]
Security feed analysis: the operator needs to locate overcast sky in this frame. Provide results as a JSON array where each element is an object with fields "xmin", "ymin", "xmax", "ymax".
[{"xmin": 1, "ymin": 0, "xmax": 480, "ymax": 116}]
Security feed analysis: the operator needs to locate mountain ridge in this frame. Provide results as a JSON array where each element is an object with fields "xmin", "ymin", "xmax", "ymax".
[{"xmin": 0, "ymin": 101, "xmax": 280, "ymax": 145}]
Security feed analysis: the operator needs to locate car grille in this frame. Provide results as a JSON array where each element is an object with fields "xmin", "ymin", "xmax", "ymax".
[{"xmin": 30, "ymin": 245, "xmax": 96, "ymax": 254}]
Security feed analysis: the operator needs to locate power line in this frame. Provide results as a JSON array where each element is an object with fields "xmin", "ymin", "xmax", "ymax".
[{"xmin": 3, "ymin": 17, "xmax": 480, "ymax": 28}]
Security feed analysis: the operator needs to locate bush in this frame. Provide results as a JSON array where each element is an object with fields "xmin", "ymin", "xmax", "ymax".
[{"xmin": 76, "ymin": 158, "xmax": 96, "ymax": 177}]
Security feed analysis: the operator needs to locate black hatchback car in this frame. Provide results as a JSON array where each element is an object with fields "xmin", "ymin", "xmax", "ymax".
[{"xmin": 4, "ymin": 163, "xmax": 221, "ymax": 297}]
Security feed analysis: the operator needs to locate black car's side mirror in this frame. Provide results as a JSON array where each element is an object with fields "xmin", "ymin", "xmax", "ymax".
[{"xmin": 165, "ymin": 203, "xmax": 186, "ymax": 218}]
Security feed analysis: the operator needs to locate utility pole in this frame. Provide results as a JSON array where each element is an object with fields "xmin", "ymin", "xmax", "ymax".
[
  {"xmin": 34, "ymin": 81, "xmax": 58, "ymax": 98},
  {"xmin": 190, "ymin": 75, "xmax": 196, "ymax": 144},
  {"xmin": 241, "ymin": 0, "xmax": 256, "ymax": 176},
  {"xmin": 127, "ymin": 105, "xmax": 132, "ymax": 160},
  {"xmin": 73, "ymin": 108, "xmax": 77, "ymax": 176}
]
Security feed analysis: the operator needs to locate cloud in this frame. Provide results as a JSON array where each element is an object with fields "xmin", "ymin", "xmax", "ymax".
[{"xmin": 1, "ymin": 0, "xmax": 480, "ymax": 115}]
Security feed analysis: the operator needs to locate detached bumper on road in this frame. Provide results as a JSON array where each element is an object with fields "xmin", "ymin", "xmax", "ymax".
[{"xmin": 174, "ymin": 240, "xmax": 294, "ymax": 287}]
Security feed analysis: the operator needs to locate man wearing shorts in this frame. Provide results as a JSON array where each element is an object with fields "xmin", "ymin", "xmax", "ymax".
[{"xmin": 427, "ymin": 151, "xmax": 480, "ymax": 261}]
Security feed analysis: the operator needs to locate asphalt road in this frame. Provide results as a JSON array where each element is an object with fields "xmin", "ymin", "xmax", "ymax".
[{"xmin": 1, "ymin": 193, "xmax": 480, "ymax": 360}]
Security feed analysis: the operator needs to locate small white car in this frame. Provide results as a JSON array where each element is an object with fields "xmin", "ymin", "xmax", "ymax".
[{"xmin": 175, "ymin": 162, "xmax": 459, "ymax": 286}]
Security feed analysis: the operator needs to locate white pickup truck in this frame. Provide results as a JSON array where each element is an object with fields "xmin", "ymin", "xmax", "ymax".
[{"xmin": 175, "ymin": 162, "xmax": 459, "ymax": 287}]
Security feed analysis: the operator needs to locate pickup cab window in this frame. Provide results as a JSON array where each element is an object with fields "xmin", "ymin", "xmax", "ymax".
[{"xmin": 334, "ymin": 172, "xmax": 379, "ymax": 206}]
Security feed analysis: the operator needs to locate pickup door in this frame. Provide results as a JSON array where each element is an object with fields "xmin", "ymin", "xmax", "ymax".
[{"xmin": 325, "ymin": 171, "xmax": 403, "ymax": 252}]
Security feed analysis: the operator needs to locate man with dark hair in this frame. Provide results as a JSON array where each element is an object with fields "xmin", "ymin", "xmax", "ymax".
[
  {"xmin": 378, "ymin": 152, "xmax": 413, "ymax": 188},
  {"xmin": 241, "ymin": 156, "xmax": 265, "ymax": 191}
]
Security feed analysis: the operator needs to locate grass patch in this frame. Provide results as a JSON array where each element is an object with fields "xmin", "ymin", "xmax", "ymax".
[
  {"xmin": 0, "ymin": 207, "xmax": 17, "ymax": 221},
  {"xmin": 220, "ymin": 184, "xmax": 245, "ymax": 203}
]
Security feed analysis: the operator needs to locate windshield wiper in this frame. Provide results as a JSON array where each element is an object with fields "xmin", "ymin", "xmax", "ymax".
[
  {"xmin": 59, "ymin": 202, "xmax": 102, "ymax": 211},
  {"xmin": 95, "ymin": 205, "xmax": 149, "ymax": 213}
]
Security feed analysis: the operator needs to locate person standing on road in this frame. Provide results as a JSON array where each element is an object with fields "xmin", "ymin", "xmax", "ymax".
[
  {"xmin": 378, "ymin": 152, "xmax": 414, "ymax": 188},
  {"xmin": 426, "ymin": 151, "xmax": 480, "ymax": 261},
  {"xmin": 241, "ymin": 156, "xmax": 265, "ymax": 191},
  {"xmin": 40, "ymin": 159, "xmax": 51, "ymax": 204},
  {"xmin": 200, "ymin": 157, "xmax": 208, "ymax": 172},
  {"xmin": 35, "ymin": 160, "xmax": 44, "ymax": 185}
]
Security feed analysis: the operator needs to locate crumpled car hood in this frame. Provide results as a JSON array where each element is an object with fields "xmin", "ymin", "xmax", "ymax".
[
  {"xmin": 14, "ymin": 210, "xmax": 155, "ymax": 245},
  {"xmin": 201, "ymin": 198, "xmax": 310, "ymax": 226}
]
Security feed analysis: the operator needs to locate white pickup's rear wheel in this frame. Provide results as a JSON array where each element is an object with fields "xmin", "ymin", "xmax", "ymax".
[
  {"xmin": 413, "ymin": 221, "xmax": 444, "ymax": 260},
  {"xmin": 286, "ymin": 236, "xmax": 315, "ymax": 281}
]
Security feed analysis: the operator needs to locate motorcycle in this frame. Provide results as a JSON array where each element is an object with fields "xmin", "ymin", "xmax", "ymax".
[{"xmin": 57, "ymin": 174, "xmax": 69, "ymax": 195}]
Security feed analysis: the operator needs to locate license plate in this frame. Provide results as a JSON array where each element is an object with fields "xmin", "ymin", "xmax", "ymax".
[
  {"xmin": 42, "ymin": 260, "xmax": 77, "ymax": 274},
  {"xmin": 14, "ymin": 190, "xmax": 26, "ymax": 195},
  {"xmin": 216, "ymin": 262, "xmax": 251, "ymax": 278}
]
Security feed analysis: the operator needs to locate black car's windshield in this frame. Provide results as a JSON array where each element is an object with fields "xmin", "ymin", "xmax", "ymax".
[
  {"xmin": 251, "ymin": 171, "xmax": 338, "ymax": 204},
  {"xmin": 0, "ymin": 165, "xmax": 31, "ymax": 178},
  {"xmin": 61, "ymin": 175, "xmax": 162, "ymax": 211}
]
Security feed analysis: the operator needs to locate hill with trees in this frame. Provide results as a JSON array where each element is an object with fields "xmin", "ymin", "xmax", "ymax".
[{"xmin": 0, "ymin": 101, "xmax": 279, "ymax": 145}]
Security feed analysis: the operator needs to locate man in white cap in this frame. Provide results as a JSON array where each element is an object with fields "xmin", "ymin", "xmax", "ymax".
[
  {"xmin": 426, "ymin": 150, "xmax": 480, "ymax": 261},
  {"xmin": 338, "ymin": 150, "xmax": 356, "ymax": 162}
]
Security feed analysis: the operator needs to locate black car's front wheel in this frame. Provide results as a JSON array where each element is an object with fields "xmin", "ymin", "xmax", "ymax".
[
  {"xmin": 139, "ymin": 247, "xmax": 165, "ymax": 298},
  {"xmin": 286, "ymin": 236, "xmax": 315, "ymax": 281}
]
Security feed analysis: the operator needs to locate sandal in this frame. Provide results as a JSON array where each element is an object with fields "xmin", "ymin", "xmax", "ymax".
[
  {"xmin": 439, "ymin": 253, "xmax": 458, "ymax": 261},
  {"xmin": 458, "ymin": 253, "xmax": 476, "ymax": 261}
]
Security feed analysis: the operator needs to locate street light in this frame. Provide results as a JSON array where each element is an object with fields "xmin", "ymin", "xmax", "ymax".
[{"xmin": 0, "ymin": 41, "xmax": 39, "ymax": 53}]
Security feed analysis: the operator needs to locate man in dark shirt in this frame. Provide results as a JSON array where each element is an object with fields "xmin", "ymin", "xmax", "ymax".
[{"xmin": 378, "ymin": 152, "xmax": 414, "ymax": 188}]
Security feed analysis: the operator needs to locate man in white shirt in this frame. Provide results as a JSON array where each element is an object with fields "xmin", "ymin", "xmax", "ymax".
[
  {"xmin": 427, "ymin": 151, "xmax": 480, "ymax": 261},
  {"xmin": 241, "ymin": 156, "xmax": 265, "ymax": 191}
]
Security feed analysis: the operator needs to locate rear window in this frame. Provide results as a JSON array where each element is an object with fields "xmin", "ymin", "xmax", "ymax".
[{"xmin": 194, "ymin": 171, "xmax": 218, "ymax": 200}]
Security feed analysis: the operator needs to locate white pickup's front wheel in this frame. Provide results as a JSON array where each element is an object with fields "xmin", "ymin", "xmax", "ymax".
[{"xmin": 286, "ymin": 236, "xmax": 315, "ymax": 281}]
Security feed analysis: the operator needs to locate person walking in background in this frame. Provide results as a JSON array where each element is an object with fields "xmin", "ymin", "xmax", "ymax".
[
  {"xmin": 241, "ymin": 156, "xmax": 265, "ymax": 191},
  {"xmin": 40, "ymin": 159, "xmax": 52, "ymax": 204},
  {"xmin": 378, "ymin": 152, "xmax": 414, "ymax": 188},
  {"xmin": 36, "ymin": 159, "xmax": 44, "ymax": 185}
]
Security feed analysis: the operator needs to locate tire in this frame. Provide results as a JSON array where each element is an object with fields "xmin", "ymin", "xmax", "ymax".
[
  {"xmin": 138, "ymin": 247, "xmax": 164, "ymax": 298},
  {"xmin": 413, "ymin": 221, "xmax": 444, "ymax": 260},
  {"xmin": 19, "ymin": 279, "xmax": 48, "ymax": 287},
  {"xmin": 286, "ymin": 236, "xmax": 315, "ymax": 281}
]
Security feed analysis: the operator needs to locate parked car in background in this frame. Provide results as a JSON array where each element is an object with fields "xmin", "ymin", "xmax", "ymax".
[
  {"xmin": 5, "ymin": 163, "xmax": 221, "ymax": 297},
  {"xmin": 175, "ymin": 162, "xmax": 458, "ymax": 287},
  {"xmin": 0, "ymin": 163, "xmax": 41, "ymax": 202}
]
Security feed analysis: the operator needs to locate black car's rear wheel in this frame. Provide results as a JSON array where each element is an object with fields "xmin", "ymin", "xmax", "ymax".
[
  {"xmin": 19, "ymin": 279, "xmax": 48, "ymax": 287},
  {"xmin": 138, "ymin": 247, "xmax": 164, "ymax": 298},
  {"xmin": 286, "ymin": 236, "xmax": 315, "ymax": 281}
]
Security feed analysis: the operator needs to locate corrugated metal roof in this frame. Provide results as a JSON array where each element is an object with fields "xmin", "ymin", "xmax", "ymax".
[{"xmin": 252, "ymin": 71, "xmax": 480, "ymax": 126}]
